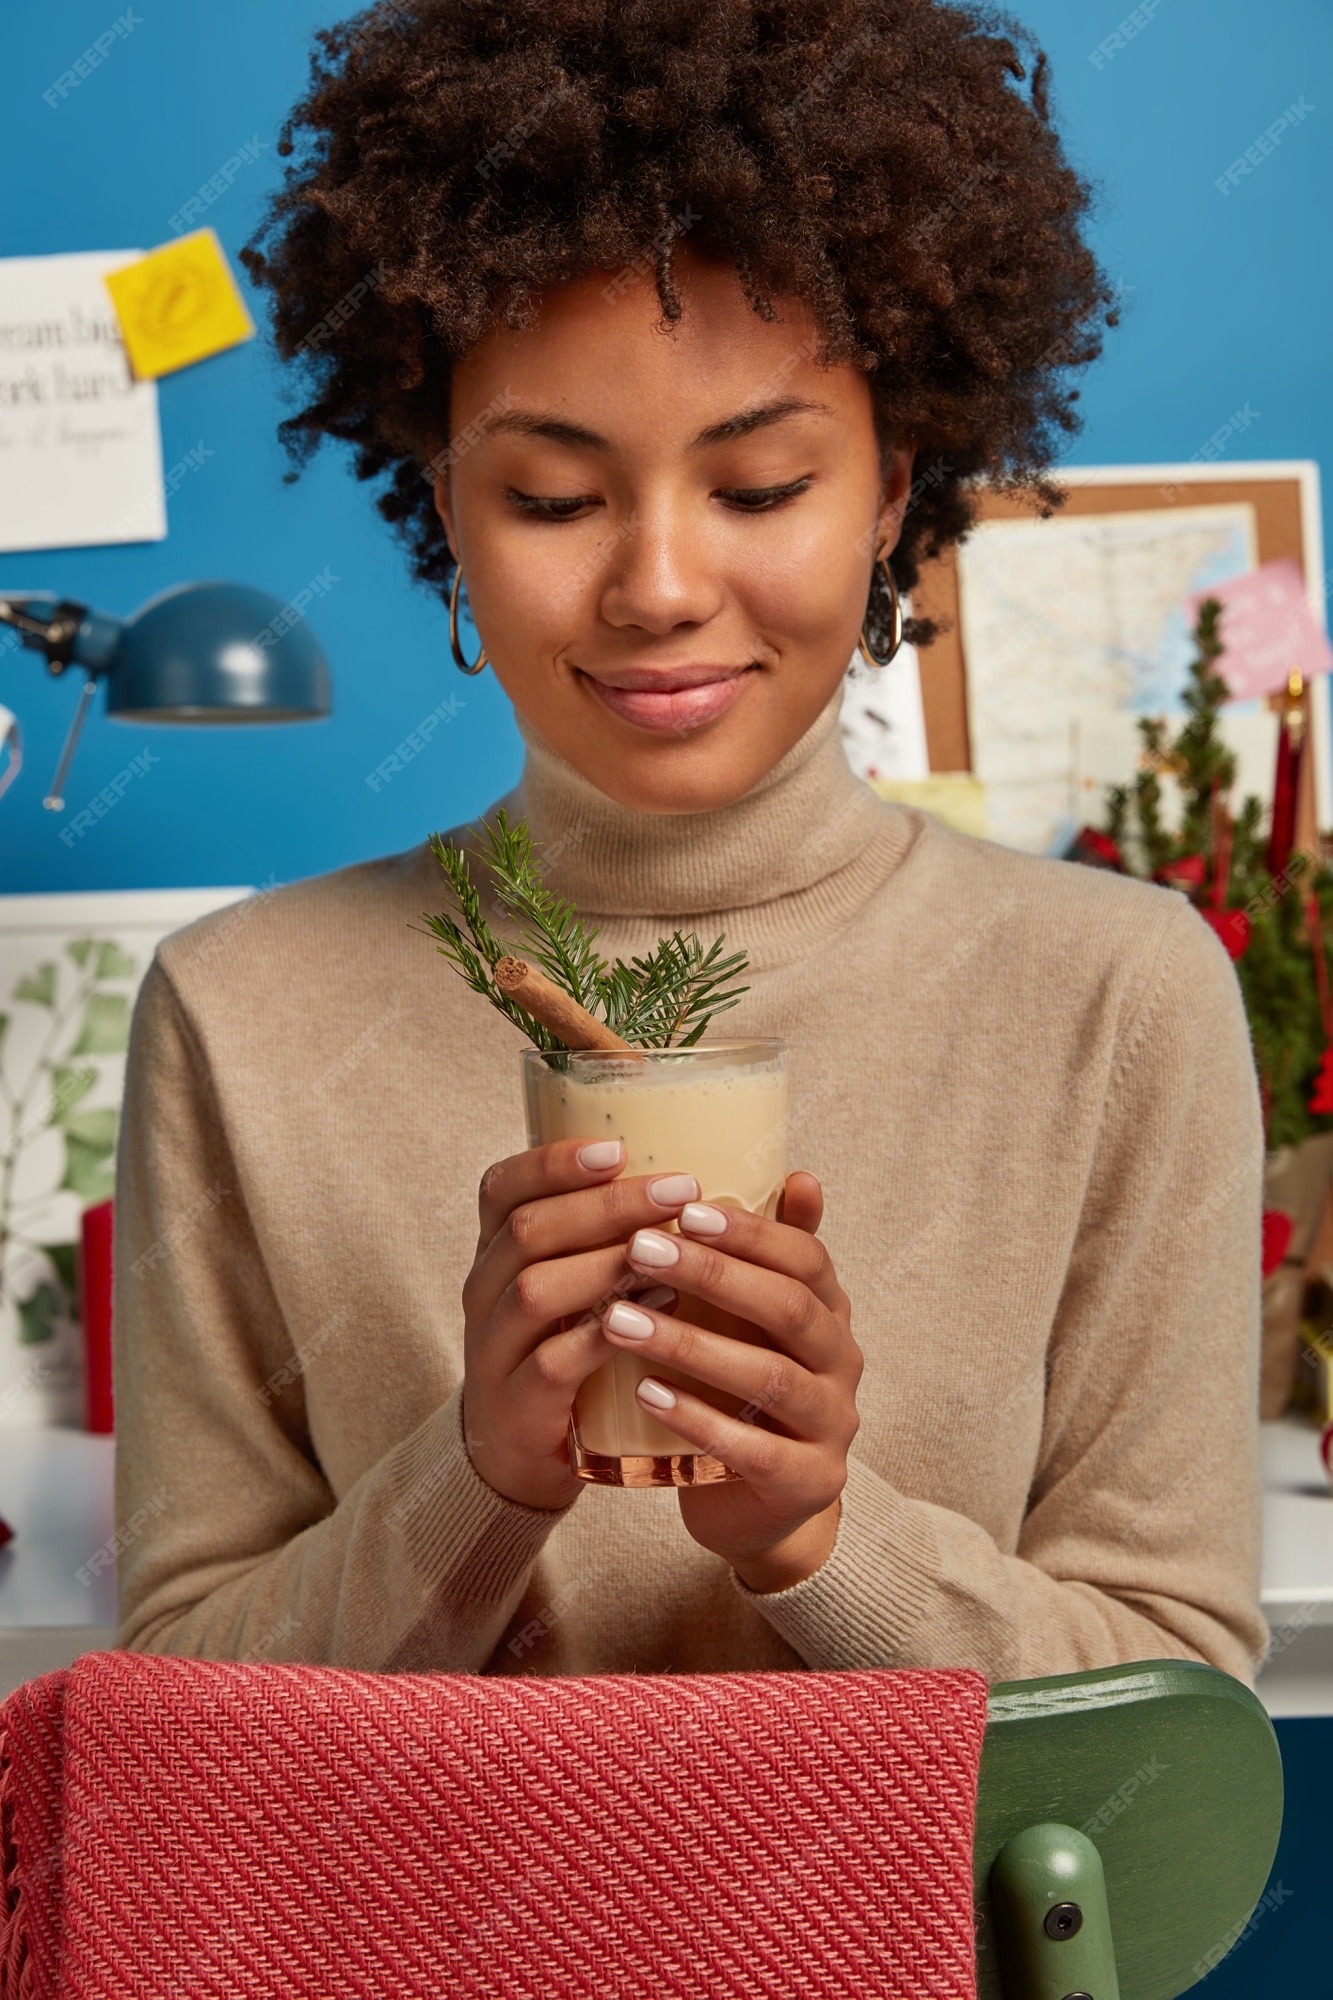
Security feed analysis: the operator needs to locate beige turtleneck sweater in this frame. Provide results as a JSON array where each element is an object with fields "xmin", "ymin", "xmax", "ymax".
[{"xmin": 112, "ymin": 694, "xmax": 1267, "ymax": 1685}]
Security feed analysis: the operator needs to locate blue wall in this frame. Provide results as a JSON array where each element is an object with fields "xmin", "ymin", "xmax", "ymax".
[{"xmin": 1, "ymin": 0, "xmax": 1329, "ymax": 898}]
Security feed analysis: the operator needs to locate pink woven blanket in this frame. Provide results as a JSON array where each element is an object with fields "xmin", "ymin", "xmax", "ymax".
[{"xmin": 1, "ymin": 1651, "xmax": 987, "ymax": 1998}]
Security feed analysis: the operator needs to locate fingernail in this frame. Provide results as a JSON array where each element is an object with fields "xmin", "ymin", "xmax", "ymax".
[
  {"xmin": 628, "ymin": 1229, "xmax": 680, "ymax": 1269},
  {"xmin": 648, "ymin": 1173, "xmax": 699, "ymax": 1208},
  {"xmin": 680, "ymin": 1202, "xmax": 728, "ymax": 1237},
  {"xmin": 606, "ymin": 1302, "xmax": 655, "ymax": 1340},
  {"xmin": 578, "ymin": 1140, "xmax": 624, "ymax": 1171},
  {"xmin": 637, "ymin": 1377, "xmax": 677, "ymax": 1410}
]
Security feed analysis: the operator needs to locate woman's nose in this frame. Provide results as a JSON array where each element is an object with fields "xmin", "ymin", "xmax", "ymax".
[{"xmin": 595, "ymin": 509, "xmax": 727, "ymax": 636}]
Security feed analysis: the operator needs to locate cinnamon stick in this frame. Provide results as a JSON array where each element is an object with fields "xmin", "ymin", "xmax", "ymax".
[{"xmin": 495, "ymin": 956, "xmax": 636, "ymax": 1052}]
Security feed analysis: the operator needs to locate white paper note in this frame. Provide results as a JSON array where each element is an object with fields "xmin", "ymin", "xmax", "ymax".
[{"xmin": 0, "ymin": 250, "xmax": 166, "ymax": 554}]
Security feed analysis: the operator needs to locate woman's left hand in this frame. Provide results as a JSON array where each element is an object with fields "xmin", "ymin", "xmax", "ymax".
[{"xmin": 601, "ymin": 1172, "xmax": 862, "ymax": 1593}]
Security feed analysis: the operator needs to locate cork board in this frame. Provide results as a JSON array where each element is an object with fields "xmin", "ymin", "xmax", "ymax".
[{"xmin": 913, "ymin": 463, "xmax": 1322, "ymax": 779}]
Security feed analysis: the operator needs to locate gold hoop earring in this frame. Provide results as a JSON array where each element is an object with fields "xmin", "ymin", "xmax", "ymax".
[
  {"xmin": 449, "ymin": 567, "xmax": 489, "ymax": 676},
  {"xmin": 856, "ymin": 557, "xmax": 904, "ymax": 669}
]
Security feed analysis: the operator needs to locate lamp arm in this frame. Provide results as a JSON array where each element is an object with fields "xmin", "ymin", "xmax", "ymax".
[{"xmin": 0, "ymin": 595, "xmax": 95, "ymax": 674}]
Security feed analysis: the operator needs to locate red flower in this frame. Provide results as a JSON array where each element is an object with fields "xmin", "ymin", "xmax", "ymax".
[
  {"xmin": 1069, "ymin": 827, "xmax": 1125, "ymax": 871},
  {"xmin": 1156, "ymin": 853, "xmax": 1208, "ymax": 889},
  {"xmin": 1310, "ymin": 1044, "xmax": 1333, "ymax": 1116},
  {"xmin": 1261, "ymin": 1210, "xmax": 1294, "ymax": 1278},
  {"xmin": 1199, "ymin": 907, "xmax": 1251, "ymax": 960}
]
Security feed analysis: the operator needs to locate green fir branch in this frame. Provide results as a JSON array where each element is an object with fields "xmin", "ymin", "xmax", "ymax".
[{"xmin": 422, "ymin": 817, "xmax": 749, "ymax": 1051}]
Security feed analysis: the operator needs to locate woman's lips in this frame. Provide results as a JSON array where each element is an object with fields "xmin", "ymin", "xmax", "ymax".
[{"xmin": 579, "ymin": 667, "xmax": 754, "ymax": 733}]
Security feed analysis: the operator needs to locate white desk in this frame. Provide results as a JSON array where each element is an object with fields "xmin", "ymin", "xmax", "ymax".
[
  {"xmin": 1255, "ymin": 1416, "xmax": 1333, "ymax": 1717},
  {"xmin": 0, "ymin": 1428, "xmax": 116, "ymax": 1698},
  {"xmin": 3, "ymin": 1422, "xmax": 1333, "ymax": 1710}
]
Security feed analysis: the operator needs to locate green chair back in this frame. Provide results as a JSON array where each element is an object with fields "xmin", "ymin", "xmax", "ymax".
[{"xmin": 974, "ymin": 1659, "xmax": 1283, "ymax": 1999}]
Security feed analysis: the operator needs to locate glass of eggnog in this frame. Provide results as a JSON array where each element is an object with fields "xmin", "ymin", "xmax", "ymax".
[{"xmin": 521, "ymin": 1040, "xmax": 787, "ymax": 1488}]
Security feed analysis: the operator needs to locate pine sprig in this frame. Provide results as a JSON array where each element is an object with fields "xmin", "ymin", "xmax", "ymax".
[
  {"xmin": 607, "ymin": 933, "xmax": 750, "ymax": 1047},
  {"xmin": 475, "ymin": 811, "xmax": 606, "ymax": 1011},
  {"xmin": 423, "ymin": 815, "xmax": 750, "ymax": 1051},
  {"xmin": 421, "ymin": 832, "xmax": 562, "ymax": 1051}
]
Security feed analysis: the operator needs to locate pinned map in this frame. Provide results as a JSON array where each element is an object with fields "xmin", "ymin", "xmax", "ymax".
[{"xmin": 957, "ymin": 503, "xmax": 1261, "ymax": 855}]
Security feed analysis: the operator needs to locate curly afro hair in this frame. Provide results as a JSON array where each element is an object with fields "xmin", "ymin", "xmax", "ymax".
[{"xmin": 242, "ymin": 0, "xmax": 1114, "ymax": 649}]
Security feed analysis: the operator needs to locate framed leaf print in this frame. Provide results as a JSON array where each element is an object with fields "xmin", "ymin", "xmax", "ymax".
[{"xmin": 0, "ymin": 887, "xmax": 249, "ymax": 1426}]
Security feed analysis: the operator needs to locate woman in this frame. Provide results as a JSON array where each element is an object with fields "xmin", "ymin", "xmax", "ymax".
[{"xmin": 113, "ymin": 0, "xmax": 1265, "ymax": 1684}]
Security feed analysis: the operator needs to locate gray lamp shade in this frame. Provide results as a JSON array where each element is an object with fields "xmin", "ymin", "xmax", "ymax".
[{"xmin": 99, "ymin": 581, "xmax": 332, "ymax": 722}]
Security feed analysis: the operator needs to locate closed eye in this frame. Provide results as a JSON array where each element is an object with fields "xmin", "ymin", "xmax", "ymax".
[
  {"xmin": 506, "ymin": 488, "xmax": 603, "ymax": 520},
  {"xmin": 715, "ymin": 477, "xmax": 813, "ymax": 512}
]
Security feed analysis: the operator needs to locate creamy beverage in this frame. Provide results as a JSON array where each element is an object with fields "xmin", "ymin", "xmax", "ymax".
[{"xmin": 521, "ymin": 1042, "xmax": 787, "ymax": 1486}]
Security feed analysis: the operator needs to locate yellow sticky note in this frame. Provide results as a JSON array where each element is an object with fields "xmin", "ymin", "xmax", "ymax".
[{"xmin": 104, "ymin": 229, "xmax": 254, "ymax": 380}]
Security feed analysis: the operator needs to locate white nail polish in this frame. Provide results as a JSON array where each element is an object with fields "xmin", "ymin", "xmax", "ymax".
[
  {"xmin": 578, "ymin": 1140, "xmax": 624, "ymax": 1170},
  {"xmin": 649, "ymin": 1173, "xmax": 699, "ymax": 1207},
  {"xmin": 628, "ymin": 1229, "xmax": 680, "ymax": 1269},
  {"xmin": 680, "ymin": 1202, "xmax": 728, "ymax": 1237},
  {"xmin": 637, "ymin": 1377, "xmax": 677, "ymax": 1410},
  {"xmin": 606, "ymin": 1302, "xmax": 654, "ymax": 1340}
]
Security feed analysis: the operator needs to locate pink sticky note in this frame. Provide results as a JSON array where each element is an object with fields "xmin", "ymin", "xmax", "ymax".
[{"xmin": 1193, "ymin": 560, "xmax": 1333, "ymax": 700}]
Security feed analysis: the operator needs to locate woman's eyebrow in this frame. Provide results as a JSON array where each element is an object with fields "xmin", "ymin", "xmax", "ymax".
[
  {"xmin": 482, "ymin": 396, "xmax": 833, "ymax": 455},
  {"xmin": 691, "ymin": 397, "xmax": 833, "ymax": 448},
  {"xmin": 486, "ymin": 412, "xmax": 608, "ymax": 450}
]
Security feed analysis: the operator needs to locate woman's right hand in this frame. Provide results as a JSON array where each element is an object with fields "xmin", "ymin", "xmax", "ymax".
[{"xmin": 460, "ymin": 1138, "xmax": 698, "ymax": 1509}]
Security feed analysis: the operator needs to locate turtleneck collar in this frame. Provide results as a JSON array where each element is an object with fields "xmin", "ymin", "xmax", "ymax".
[{"xmin": 508, "ymin": 689, "xmax": 916, "ymax": 934}]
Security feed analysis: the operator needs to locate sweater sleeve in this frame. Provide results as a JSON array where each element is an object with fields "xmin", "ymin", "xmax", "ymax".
[
  {"xmin": 737, "ymin": 900, "xmax": 1269, "ymax": 1685},
  {"xmin": 113, "ymin": 959, "xmax": 571, "ymax": 1670}
]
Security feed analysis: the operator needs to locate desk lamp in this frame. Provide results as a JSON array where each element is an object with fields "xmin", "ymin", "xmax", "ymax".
[{"xmin": 0, "ymin": 580, "xmax": 332, "ymax": 808}]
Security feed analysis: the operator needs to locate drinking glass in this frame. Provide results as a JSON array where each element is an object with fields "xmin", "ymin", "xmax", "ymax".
[{"xmin": 521, "ymin": 1040, "xmax": 787, "ymax": 1487}]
